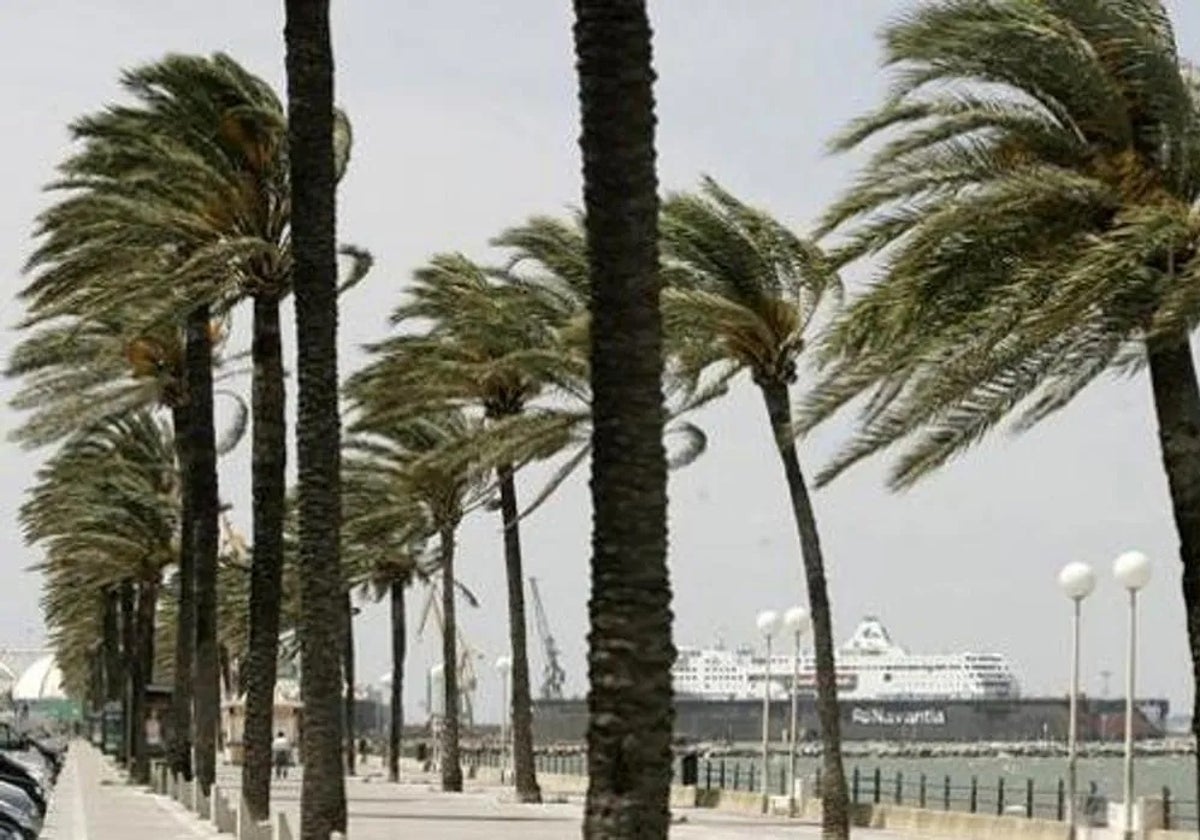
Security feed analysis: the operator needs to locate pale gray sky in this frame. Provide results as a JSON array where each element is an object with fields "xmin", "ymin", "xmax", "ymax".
[{"xmin": 2, "ymin": 1, "xmax": 1198, "ymax": 723}]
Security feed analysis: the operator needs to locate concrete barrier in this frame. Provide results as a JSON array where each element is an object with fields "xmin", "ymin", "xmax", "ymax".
[
  {"xmin": 196, "ymin": 784, "xmax": 211, "ymax": 818},
  {"xmin": 235, "ymin": 798, "xmax": 272, "ymax": 840},
  {"xmin": 210, "ymin": 784, "xmax": 236, "ymax": 833},
  {"xmin": 860, "ymin": 804, "xmax": 1070, "ymax": 839},
  {"xmin": 272, "ymin": 810, "xmax": 293, "ymax": 840}
]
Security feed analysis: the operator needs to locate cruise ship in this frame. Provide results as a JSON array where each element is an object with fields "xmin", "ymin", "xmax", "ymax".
[
  {"xmin": 532, "ymin": 617, "xmax": 1169, "ymax": 743},
  {"xmin": 672, "ymin": 616, "xmax": 1020, "ymax": 702}
]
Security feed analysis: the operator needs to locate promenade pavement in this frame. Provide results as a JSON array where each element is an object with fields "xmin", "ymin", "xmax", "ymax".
[
  {"xmin": 41, "ymin": 742, "xmax": 218, "ymax": 839},
  {"xmin": 215, "ymin": 759, "xmax": 921, "ymax": 840},
  {"xmin": 45, "ymin": 744, "xmax": 930, "ymax": 839}
]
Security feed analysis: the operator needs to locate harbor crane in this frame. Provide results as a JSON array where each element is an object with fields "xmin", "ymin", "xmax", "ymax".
[
  {"xmin": 528, "ymin": 577, "xmax": 566, "ymax": 700},
  {"xmin": 417, "ymin": 581, "xmax": 483, "ymax": 726}
]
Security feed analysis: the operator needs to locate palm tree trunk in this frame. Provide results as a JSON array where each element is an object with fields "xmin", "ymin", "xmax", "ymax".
[
  {"xmin": 572, "ymin": 2, "xmax": 674, "ymax": 835},
  {"xmin": 343, "ymin": 592, "xmax": 357, "ymax": 776},
  {"xmin": 131, "ymin": 576, "xmax": 159, "ymax": 785},
  {"xmin": 103, "ymin": 586, "xmax": 123, "ymax": 704},
  {"xmin": 120, "ymin": 580, "xmax": 136, "ymax": 767},
  {"xmin": 496, "ymin": 464, "xmax": 542, "ymax": 803},
  {"xmin": 169, "ymin": 403, "xmax": 195, "ymax": 781},
  {"xmin": 388, "ymin": 579, "xmax": 406, "ymax": 783},
  {"xmin": 760, "ymin": 381, "xmax": 850, "ymax": 840},
  {"xmin": 438, "ymin": 525, "xmax": 464, "ymax": 792},
  {"xmin": 285, "ymin": 0, "xmax": 347, "ymax": 834},
  {"xmin": 242, "ymin": 293, "xmax": 288, "ymax": 822},
  {"xmin": 186, "ymin": 305, "xmax": 221, "ymax": 796},
  {"xmin": 1145, "ymin": 335, "xmax": 1200, "ymax": 817}
]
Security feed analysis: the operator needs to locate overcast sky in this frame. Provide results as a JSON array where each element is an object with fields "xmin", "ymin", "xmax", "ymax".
[{"xmin": 2, "ymin": 1, "xmax": 1198, "ymax": 724}]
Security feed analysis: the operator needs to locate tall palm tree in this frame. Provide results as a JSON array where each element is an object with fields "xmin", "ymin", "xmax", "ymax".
[
  {"xmin": 802, "ymin": 1, "xmax": 1200, "ymax": 801},
  {"xmin": 285, "ymin": 0, "xmax": 347, "ymax": 835},
  {"xmin": 23, "ymin": 411, "xmax": 178, "ymax": 783},
  {"xmin": 657, "ymin": 178, "xmax": 850, "ymax": 837},
  {"xmin": 344, "ymin": 255, "xmax": 583, "ymax": 801},
  {"xmin": 571, "ymin": 1, "xmax": 674, "ymax": 837},
  {"xmin": 342, "ymin": 457, "xmax": 427, "ymax": 783},
  {"xmin": 11, "ymin": 54, "xmax": 297, "ymax": 792},
  {"xmin": 343, "ymin": 382, "xmax": 492, "ymax": 793}
]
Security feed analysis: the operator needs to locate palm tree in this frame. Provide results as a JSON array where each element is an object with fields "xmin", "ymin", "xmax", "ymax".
[
  {"xmin": 656, "ymin": 178, "xmax": 850, "ymax": 836},
  {"xmin": 12, "ymin": 54, "xmax": 294, "ymax": 792},
  {"xmin": 802, "ymin": 1, "xmax": 1200, "ymax": 801},
  {"xmin": 342, "ymin": 457, "xmax": 427, "ymax": 783},
  {"xmin": 23, "ymin": 411, "xmax": 178, "ymax": 783},
  {"xmin": 285, "ymin": 0, "xmax": 347, "ymax": 834},
  {"xmin": 570, "ymin": 1, "xmax": 674, "ymax": 836},
  {"xmin": 344, "ymin": 254, "xmax": 584, "ymax": 801},
  {"xmin": 342, "ymin": 396, "xmax": 492, "ymax": 793}
]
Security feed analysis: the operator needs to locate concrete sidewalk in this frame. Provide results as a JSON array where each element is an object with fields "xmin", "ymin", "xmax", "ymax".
[
  {"xmin": 218, "ymin": 760, "xmax": 917, "ymax": 840},
  {"xmin": 41, "ymin": 743, "xmax": 219, "ymax": 839},
  {"xmin": 46, "ymin": 744, "xmax": 924, "ymax": 839}
]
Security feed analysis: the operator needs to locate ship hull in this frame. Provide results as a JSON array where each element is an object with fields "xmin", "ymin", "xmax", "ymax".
[{"xmin": 532, "ymin": 696, "xmax": 1169, "ymax": 744}]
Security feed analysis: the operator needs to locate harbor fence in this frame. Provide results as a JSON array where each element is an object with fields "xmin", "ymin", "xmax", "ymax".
[{"xmin": 467, "ymin": 748, "xmax": 1198, "ymax": 831}]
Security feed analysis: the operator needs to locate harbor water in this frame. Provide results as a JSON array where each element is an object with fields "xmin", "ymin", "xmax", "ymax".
[{"xmin": 686, "ymin": 753, "xmax": 1198, "ymax": 827}]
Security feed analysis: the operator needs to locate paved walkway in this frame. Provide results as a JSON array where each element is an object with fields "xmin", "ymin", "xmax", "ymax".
[
  {"xmin": 46, "ymin": 744, "xmax": 922, "ymax": 839},
  {"xmin": 216, "ymin": 760, "xmax": 917, "ymax": 840},
  {"xmin": 41, "ymin": 743, "xmax": 218, "ymax": 839}
]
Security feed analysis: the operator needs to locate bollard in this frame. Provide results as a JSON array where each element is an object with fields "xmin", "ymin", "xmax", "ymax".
[
  {"xmin": 943, "ymin": 775, "xmax": 951, "ymax": 811},
  {"xmin": 873, "ymin": 767, "xmax": 881, "ymax": 804},
  {"xmin": 1162, "ymin": 786, "xmax": 1172, "ymax": 830},
  {"xmin": 733, "ymin": 763, "xmax": 740, "ymax": 791},
  {"xmin": 1056, "ymin": 778, "xmax": 1065, "ymax": 822},
  {"xmin": 852, "ymin": 767, "xmax": 860, "ymax": 804},
  {"xmin": 997, "ymin": 777, "xmax": 1005, "ymax": 816},
  {"xmin": 969, "ymin": 776, "xmax": 978, "ymax": 813},
  {"xmin": 273, "ymin": 810, "xmax": 293, "ymax": 840},
  {"xmin": 895, "ymin": 771, "xmax": 903, "ymax": 805},
  {"xmin": 919, "ymin": 773, "xmax": 927, "ymax": 809},
  {"xmin": 1025, "ymin": 778, "xmax": 1034, "ymax": 819},
  {"xmin": 719, "ymin": 759, "xmax": 726, "ymax": 789}
]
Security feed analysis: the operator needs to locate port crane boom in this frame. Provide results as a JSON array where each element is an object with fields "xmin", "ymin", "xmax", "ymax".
[{"xmin": 528, "ymin": 577, "xmax": 565, "ymax": 700}]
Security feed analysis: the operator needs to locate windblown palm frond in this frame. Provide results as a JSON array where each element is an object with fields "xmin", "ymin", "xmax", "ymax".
[
  {"xmin": 804, "ymin": 0, "xmax": 1200, "ymax": 489},
  {"xmin": 23, "ymin": 410, "xmax": 179, "ymax": 693}
]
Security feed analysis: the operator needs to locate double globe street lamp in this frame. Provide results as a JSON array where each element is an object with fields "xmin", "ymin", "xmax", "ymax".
[
  {"xmin": 1058, "ymin": 551, "xmax": 1152, "ymax": 840},
  {"xmin": 783, "ymin": 606, "xmax": 811, "ymax": 815},
  {"xmin": 755, "ymin": 609, "xmax": 781, "ymax": 814},
  {"xmin": 1113, "ymin": 551, "xmax": 1151, "ymax": 840},
  {"xmin": 495, "ymin": 655, "xmax": 512, "ymax": 783},
  {"xmin": 757, "ymin": 606, "xmax": 811, "ymax": 815},
  {"xmin": 1057, "ymin": 561, "xmax": 1096, "ymax": 838}
]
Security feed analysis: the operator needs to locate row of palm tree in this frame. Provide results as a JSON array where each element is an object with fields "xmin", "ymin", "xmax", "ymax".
[{"xmin": 13, "ymin": 1, "xmax": 1200, "ymax": 838}]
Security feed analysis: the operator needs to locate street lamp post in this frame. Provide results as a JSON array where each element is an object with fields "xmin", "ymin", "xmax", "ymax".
[
  {"xmin": 430, "ymin": 663, "xmax": 444, "ymax": 772},
  {"xmin": 1113, "ymin": 551, "xmax": 1151, "ymax": 840},
  {"xmin": 1057, "ymin": 561, "xmax": 1096, "ymax": 837},
  {"xmin": 756, "ymin": 609, "xmax": 781, "ymax": 814},
  {"xmin": 783, "ymin": 606, "xmax": 810, "ymax": 816},
  {"xmin": 495, "ymin": 656, "xmax": 512, "ymax": 783}
]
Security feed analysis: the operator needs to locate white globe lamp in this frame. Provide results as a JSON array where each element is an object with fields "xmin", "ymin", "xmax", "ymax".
[
  {"xmin": 756, "ymin": 609, "xmax": 781, "ymax": 637},
  {"xmin": 1113, "ymin": 551, "xmax": 1151, "ymax": 591},
  {"xmin": 1057, "ymin": 562, "xmax": 1096, "ymax": 601}
]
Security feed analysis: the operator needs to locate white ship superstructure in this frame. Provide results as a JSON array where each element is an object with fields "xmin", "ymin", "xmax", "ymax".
[{"xmin": 673, "ymin": 617, "xmax": 1020, "ymax": 702}]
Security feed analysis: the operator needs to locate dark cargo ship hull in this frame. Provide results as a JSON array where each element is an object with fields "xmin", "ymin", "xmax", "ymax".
[{"xmin": 532, "ymin": 696, "xmax": 1169, "ymax": 744}]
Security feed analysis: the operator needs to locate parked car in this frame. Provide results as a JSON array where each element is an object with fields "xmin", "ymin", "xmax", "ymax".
[
  {"xmin": 0, "ymin": 797, "xmax": 37, "ymax": 840},
  {"xmin": 0, "ymin": 758, "xmax": 44, "ymax": 818},
  {"xmin": 0, "ymin": 782, "xmax": 39, "ymax": 835}
]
